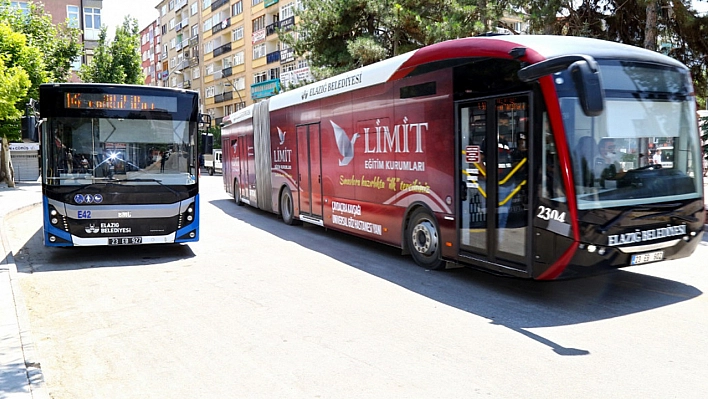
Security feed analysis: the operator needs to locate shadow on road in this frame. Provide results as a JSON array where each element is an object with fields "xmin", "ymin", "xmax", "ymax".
[
  {"xmin": 210, "ymin": 198, "xmax": 702, "ymax": 355},
  {"xmin": 10, "ymin": 225, "xmax": 195, "ymax": 274}
]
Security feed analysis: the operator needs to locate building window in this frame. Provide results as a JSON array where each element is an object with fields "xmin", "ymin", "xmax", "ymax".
[
  {"xmin": 84, "ymin": 7, "xmax": 101, "ymax": 40},
  {"xmin": 280, "ymin": 2, "xmax": 295, "ymax": 19},
  {"xmin": 234, "ymin": 51, "xmax": 245, "ymax": 66},
  {"xmin": 161, "ymin": 4, "xmax": 167, "ymax": 16},
  {"xmin": 253, "ymin": 43, "xmax": 266, "ymax": 60},
  {"xmin": 206, "ymin": 86, "xmax": 215, "ymax": 98},
  {"xmin": 84, "ymin": 7, "xmax": 101, "ymax": 29},
  {"xmin": 169, "ymin": 18, "xmax": 175, "ymax": 30},
  {"xmin": 253, "ymin": 71, "xmax": 267, "ymax": 84},
  {"xmin": 233, "ymin": 1, "xmax": 243, "ymax": 15},
  {"xmin": 67, "ymin": 5, "xmax": 79, "ymax": 28},
  {"xmin": 192, "ymin": 67, "xmax": 201, "ymax": 79},
  {"xmin": 232, "ymin": 26, "xmax": 244, "ymax": 41},
  {"xmin": 203, "ymin": 19, "xmax": 212, "ymax": 33},
  {"xmin": 191, "ymin": 24, "xmax": 199, "ymax": 38},
  {"xmin": 252, "ymin": 0, "xmax": 263, "ymax": 5},
  {"xmin": 191, "ymin": 2, "xmax": 198, "ymax": 15},
  {"xmin": 252, "ymin": 15, "xmax": 266, "ymax": 32},
  {"xmin": 169, "ymin": 1, "xmax": 175, "ymax": 11},
  {"xmin": 10, "ymin": 1, "xmax": 29, "ymax": 14},
  {"xmin": 202, "ymin": 0, "xmax": 210, "ymax": 10}
]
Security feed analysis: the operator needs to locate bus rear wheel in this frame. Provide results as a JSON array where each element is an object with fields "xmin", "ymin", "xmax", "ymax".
[
  {"xmin": 280, "ymin": 186, "xmax": 298, "ymax": 225},
  {"xmin": 208, "ymin": 167, "xmax": 215, "ymax": 176},
  {"xmin": 233, "ymin": 179, "xmax": 244, "ymax": 206},
  {"xmin": 407, "ymin": 208, "xmax": 444, "ymax": 270}
]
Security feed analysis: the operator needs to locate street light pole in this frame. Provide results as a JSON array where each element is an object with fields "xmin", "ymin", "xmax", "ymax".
[{"xmin": 223, "ymin": 76, "xmax": 245, "ymax": 110}]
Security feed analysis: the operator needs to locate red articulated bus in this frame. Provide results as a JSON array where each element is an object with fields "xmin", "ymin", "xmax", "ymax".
[{"xmin": 221, "ymin": 35, "xmax": 705, "ymax": 279}]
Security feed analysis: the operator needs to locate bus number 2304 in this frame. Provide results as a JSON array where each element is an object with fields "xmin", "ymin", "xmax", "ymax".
[{"xmin": 536, "ymin": 206, "xmax": 566, "ymax": 223}]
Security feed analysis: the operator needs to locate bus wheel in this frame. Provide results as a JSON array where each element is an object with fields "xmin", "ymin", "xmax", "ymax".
[
  {"xmin": 407, "ymin": 208, "xmax": 444, "ymax": 270},
  {"xmin": 233, "ymin": 179, "xmax": 244, "ymax": 206},
  {"xmin": 280, "ymin": 186, "xmax": 298, "ymax": 225},
  {"xmin": 208, "ymin": 167, "xmax": 214, "ymax": 176}
]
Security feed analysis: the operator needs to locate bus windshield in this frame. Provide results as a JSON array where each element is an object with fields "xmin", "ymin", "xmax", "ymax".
[
  {"xmin": 44, "ymin": 117, "xmax": 197, "ymax": 186},
  {"xmin": 557, "ymin": 61, "xmax": 703, "ymax": 210}
]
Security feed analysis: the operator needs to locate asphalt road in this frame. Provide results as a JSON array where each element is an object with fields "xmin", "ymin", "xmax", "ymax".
[{"xmin": 6, "ymin": 175, "xmax": 708, "ymax": 399}]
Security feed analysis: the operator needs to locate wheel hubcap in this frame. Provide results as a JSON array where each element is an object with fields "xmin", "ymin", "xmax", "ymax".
[{"xmin": 411, "ymin": 220, "xmax": 438, "ymax": 256}]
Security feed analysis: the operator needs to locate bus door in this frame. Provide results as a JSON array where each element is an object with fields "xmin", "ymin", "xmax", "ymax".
[
  {"xmin": 458, "ymin": 95, "xmax": 531, "ymax": 271},
  {"xmin": 296, "ymin": 123, "xmax": 323, "ymax": 220},
  {"xmin": 234, "ymin": 135, "xmax": 255, "ymax": 203}
]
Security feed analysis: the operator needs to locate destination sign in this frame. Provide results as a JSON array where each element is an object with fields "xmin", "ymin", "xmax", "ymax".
[{"xmin": 64, "ymin": 93, "xmax": 177, "ymax": 112}]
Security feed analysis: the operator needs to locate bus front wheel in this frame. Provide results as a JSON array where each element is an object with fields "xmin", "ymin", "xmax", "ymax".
[
  {"xmin": 280, "ymin": 186, "xmax": 298, "ymax": 225},
  {"xmin": 406, "ymin": 208, "xmax": 444, "ymax": 270}
]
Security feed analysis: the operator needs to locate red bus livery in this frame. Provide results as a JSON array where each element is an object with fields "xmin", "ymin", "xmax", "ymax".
[{"xmin": 221, "ymin": 35, "xmax": 705, "ymax": 279}]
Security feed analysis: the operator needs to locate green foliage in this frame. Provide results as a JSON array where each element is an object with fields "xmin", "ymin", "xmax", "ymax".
[
  {"xmin": 0, "ymin": 22, "xmax": 37, "ymax": 140},
  {"xmin": 0, "ymin": 0, "xmax": 82, "ymax": 83},
  {"xmin": 80, "ymin": 17, "xmax": 143, "ymax": 84},
  {"xmin": 283, "ymin": 0, "xmax": 493, "ymax": 72},
  {"xmin": 209, "ymin": 126, "xmax": 221, "ymax": 150}
]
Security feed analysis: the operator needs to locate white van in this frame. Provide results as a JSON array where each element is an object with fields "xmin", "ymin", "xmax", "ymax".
[{"xmin": 204, "ymin": 149, "xmax": 222, "ymax": 175}]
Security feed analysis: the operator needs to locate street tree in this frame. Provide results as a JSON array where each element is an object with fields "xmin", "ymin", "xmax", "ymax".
[
  {"xmin": 283, "ymin": 0, "xmax": 503, "ymax": 76},
  {"xmin": 0, "ymin": 0, "xmax": 82, "ymax": 83},
  {"xmin": 80, "ymin": 17, "xmax": 143, "ymax": 84},
  {"xmin": 0, "ymin": 21, "xmax": 42, "ymax": 142},
  {"xmin": 517, "ymin": 0, "xmax": 708, "ymax": 109}
]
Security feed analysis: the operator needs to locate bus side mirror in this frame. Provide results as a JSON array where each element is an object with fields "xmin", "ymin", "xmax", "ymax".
[
  {"xmin": 518, "ymin": 53, "xmax": 605, "ymax": 117},
  {"xmin": 569, "ymin": 60, "xmax": 604, "ymax": 117}
]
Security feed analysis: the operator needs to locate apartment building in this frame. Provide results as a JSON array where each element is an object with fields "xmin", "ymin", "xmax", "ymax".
[
  {"xmin": 14, "ymin": 0, "xmax": 103, "ymax": 78},
  {"xmin": 140, "ymin": 21, "xmax": 162, "ymax": 86},
  {"xmin": 153, "ymin": 0, "xmax": 309, "ymax": 124}
]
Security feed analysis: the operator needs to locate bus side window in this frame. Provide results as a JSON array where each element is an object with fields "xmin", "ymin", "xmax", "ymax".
[{"xmin": 541, "ymin": 113, "xmax": 566, "ymax": 201}]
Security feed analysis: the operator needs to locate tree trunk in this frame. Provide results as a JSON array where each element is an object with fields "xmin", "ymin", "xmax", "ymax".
[
  {"xmin": 1, "ymin": 136, "xmax": 16, "ymax": 188},
  {"xmin": 644, "ymin": 0, "xmax": 658, "ymax": 51}
]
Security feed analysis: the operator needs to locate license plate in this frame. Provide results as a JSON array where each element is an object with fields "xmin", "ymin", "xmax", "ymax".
[
  {"xmin": 108, "ymin": 237, "xmax": 142, "ymax": 245},
  {"xmin": 631, "ymin": 250, "xmax": 664, "ymax": 265}
]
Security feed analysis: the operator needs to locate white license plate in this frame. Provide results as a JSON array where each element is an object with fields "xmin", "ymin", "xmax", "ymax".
[
  {"xmin": 631, "ymin": 250, "xmax": 664, "ymax": 265},
  {"xmin": 108, "ymin": 237, "xmax": 142, "ymax": 245}
]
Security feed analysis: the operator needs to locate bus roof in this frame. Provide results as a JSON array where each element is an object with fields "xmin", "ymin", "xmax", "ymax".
[{"xmin": 224, "ymin": 35, "xmax": 686, "ymax": 125}]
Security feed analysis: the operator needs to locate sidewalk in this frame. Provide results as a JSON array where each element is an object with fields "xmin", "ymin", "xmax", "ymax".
[{"xmin": 0, "ymin": 180, "xmax": 46, "ymax": 399}]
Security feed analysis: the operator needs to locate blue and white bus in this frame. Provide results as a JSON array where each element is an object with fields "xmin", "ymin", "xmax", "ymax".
[{"xmin": 39, "ymin": 83, "xmax": 202, "ymax": 246}]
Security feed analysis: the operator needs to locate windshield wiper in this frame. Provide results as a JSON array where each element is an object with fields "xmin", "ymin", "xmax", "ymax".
[
  {"xmin": 596, "ymin": 202, "xmax": 681, "ymax": 233},
  {"xmin": 118, "ymin": 178, "xmax": 181, "ymax": 197},
  {"xmin": 632, "ymin": 207, "xmax": 701, "ymax": 223}
]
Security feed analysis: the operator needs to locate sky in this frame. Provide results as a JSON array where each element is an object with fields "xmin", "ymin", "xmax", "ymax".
[{"xmin": 101, "ymin": 0, "xmax": 708, "ymax": 36}]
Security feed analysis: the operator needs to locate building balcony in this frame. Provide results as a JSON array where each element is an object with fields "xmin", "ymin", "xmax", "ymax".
[
  {"xmin": 212, "ymin": 18, "xmax": 231, "ymax": 35},
  {"xmin": 223, "ymin": 91, "xmax": 233, "ymax": 101},
  {"xmin": 190, "ymin": 57, "xmax": 199, "ymax": 67},
  {"xmin": 266, "ymin": 22, "xmax": 278, "ymax": 37},
  {"xmin": 266, "ymin": 50, "xmax": 280, "ymax": 64},
  {"xmin": 251, "ymin": 79, "xmax": 281, "ymax": 100},
  {"xmin": 189, "ymin": 35, "xmax": 199, "ymax": 46},
  {"xmin": 279, "ymin": 16, "xmax": 295, "ymax": 32},
  {"xmin": 183, "ymin": 80, "xmax": 191, "ymax": 89},
  {"xmin": 213, "ymin": 42, "xmax": 232, "ymax": 57},
  {"xmin": 214, "ymin": 93, "xmax": 225, "ymax": 103},
  {"xmin": 211, "ymin": 0, "xmax": 228, "ymax": 12},
  {"xmin": 222, "ymin": 66, "xmax": 232, "ymax": 77},
  {"xmin": 265, "ymin": 0, "xmax": 279, "ymax": 7}
]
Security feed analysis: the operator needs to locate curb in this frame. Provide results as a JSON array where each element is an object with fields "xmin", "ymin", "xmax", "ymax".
[{"xmin": 1, "ymin": 201, "xmax": 49, "ymax": 399}]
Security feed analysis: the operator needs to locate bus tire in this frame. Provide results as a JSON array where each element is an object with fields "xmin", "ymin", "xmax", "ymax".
[
  {"xmin": 208, "ymin": 167, "xmax": 214, "ymax": 176},
  {"xmin": 406, "ymin": 208, "xmax": 444, "ymax": 270},
  {"xmin": 233, "ymin": 179, "xmax": 244, "ymax": 206},
  {"xmin": 280, "ymin": 186, "xmax": 298, "ymax": 225}
]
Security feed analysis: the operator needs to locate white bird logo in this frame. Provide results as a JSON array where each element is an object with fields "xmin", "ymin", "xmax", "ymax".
[
  {"xmin": 277, "ymin": 127, "xmax": 286, "ymax": 145},
  {"xmin": 331, "ymin": 121, "xmax": 359, "ymax": 166}
]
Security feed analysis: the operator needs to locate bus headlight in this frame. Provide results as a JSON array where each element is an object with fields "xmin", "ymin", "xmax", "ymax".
[{"xmin": 51, "ymin": 217, "xmax": 59, "ymax": 225}]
